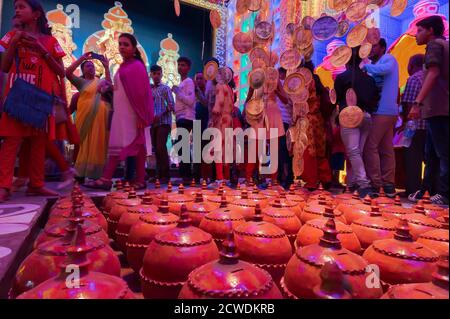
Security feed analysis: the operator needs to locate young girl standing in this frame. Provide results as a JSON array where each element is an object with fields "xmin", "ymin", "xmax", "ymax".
[{"xmin": 0, "ymin": 0, "xmax": 65, "ymax": 202}]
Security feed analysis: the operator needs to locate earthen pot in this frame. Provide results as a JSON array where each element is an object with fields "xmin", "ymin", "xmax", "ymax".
[
  {"xmin": 107, "ymin": 188, "xmax": 141, "ymax": 239},
  {"xmin": 103, "ymin": 181, "xmax": 130, "ymax": 218},
  {"xmin": 282, "ymin": 219, "xmax": 383, "ymax": 299},
  {"xmin": 380, "ymin": 197, "xmax": 414, "ymax": 220},
  {"xmin": 350, "ymin": 203, "xmax": 397, "ymax": 249},
  {"xmin": 34, "ymin": 199, "xmax": 109, "ymax": 249},
  {"xmin": 293, "ymin": 181, "xmax": 311, "ymax": 198},
  {"xmin": 286, "ymin": 185, "xmax": 307, "ymax": 210},
  {"xmin": 11, "ymin": 220, "xmax": 121, "ymax": 298},
  {"xmin": 146, "ymin": 179, "xmax": 163, "ymax": 197},
  {"xmin": 199, "ymin": 195, "xmax": 246, "ymax": 248},
  {"xmin": 205, "ymin": 186, "xmax": 231, "ymax": 209},
  {"xmin": 153, "ymin": 181, "xmax": 175, "ymax": 206},
  {"xmin": 116, "ymin": 191, "xmax": 158, "ymax": 252},
  {"xmin": 47, "ymin": 197, "xmax": 108, "ymax": 233},
  {"xmin": 140, "ymin": 206, "xmax": 219, "ymax": 299},
  {"xmin": 371, "ymin": 188, "xmax": 395, "ymax": 207},
  {"xmin": 263, "ymin": 198, "xmax": 302, "ymax": 248},
  {"xmin": 307, "ymin": 184, "xmax": 333, "ymax": 203},
  {"xmin": 53, "ymin": 184, "xmax": 92, "ymax": 208},
  {"xmin": 229, "ymin": 189, "xmax": 263, "ymax": 221},
  {"xmin": 234, "ymin": 205, "xmax": 293, "ymax": 285},
  {"xmin": 17, "ymin": 225, "xmax": 133, "ymax": 299},
  {"xmin": 363, "ymin": 219, "xmax": 439, "ymax": 285},
  {"xmin": 417, "ymin": 216, "xmax": 449, "ymax": 257},
  {"xmin": 260, "ymin": 182, "xmax": 281, "ymax": 198},
  {"xmin": 167, "ymin": 184, "xmax": 195, "ymax": 215},
  {"xmin": 178, "ymin": 232, "xmax": 283, "ymax": 299},
  {"xmin": 333, "ymin": 187, "xmax": 355, "ymax": 205},
  {"xmin": 420, "ymin": 192, "xmax": 448, "ymax": 220},
  {"xmin": 334, "ymin": 192, "xmax": 362, "ymax": 219},
  {"xmin": 300, "ymin": 196, "xmax": 346, "ymax": 224},
  {"xmin": 296, "ymin": 206, "xmax": 361, "ymax": 254},
  {"xmin": 267, "ymin": 191, "xmax": 303, "ymax": 219},
  {"xmin": 313, "ymin": 261, "xmax": 352, "ymax": 299},
  {"xmin": 381, "ymin": 255, "xmax": 449, "ymax": 299},
  {"xmin": 126, "ymin": 195, "xmax": 179, "ymax": 273},
  {"xmin": 340, "ymin": 195, "xmax": 373, "ymax": 225},
  {"xmin": 248, "ymin": 185, "xmax": 270, "ymax": 208},
  {"xmin": 402, "ymin": 201, "xmax": 443, "ymax": 240},
  {"xmin": 185, "ymin": 192, "xmax": 216, "ymax": 226}
]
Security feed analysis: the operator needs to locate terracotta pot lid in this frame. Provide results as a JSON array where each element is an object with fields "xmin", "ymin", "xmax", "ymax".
[
  {"xmin": 371, "ymin": 220, "xmax": 439, "ymax": 262},
  {"xmin": 234, "ymin": 205, "xmax": 286, "ymax": 238},
  {"xmin": 263, "ymin": 200, "xmax": 297, "ymax": 218},
  {"xmin": 353, "ymin": 203, "xmax": 397, "ymax": 231},
  {"xmin": 418, "ymin": 229, "xmax": 449, "ymax": 243},
  {"xmin": 305, "ymin": 218, "xmax": 354, "ymax": 234}
]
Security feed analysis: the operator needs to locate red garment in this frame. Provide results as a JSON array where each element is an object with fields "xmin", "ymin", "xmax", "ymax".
[
  {"xmin": 331, "ymin": 125, "xmax": 345, "ymax": 154},
  {"xmin": 302, "ymin": 146, "xmax": 332, "ymax": 189},
  {"xmin": 0, "ymin": 136, "xmax": 46, "ymax": 189},
  {"xmin": 245, "ymin": 140, "xmax": 278, "ymax": 181}
]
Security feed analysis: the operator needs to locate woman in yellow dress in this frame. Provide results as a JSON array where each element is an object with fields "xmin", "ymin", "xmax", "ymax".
[{"xmin": 66, "ymin": 52, "xmax": 112, "ymax": 181}]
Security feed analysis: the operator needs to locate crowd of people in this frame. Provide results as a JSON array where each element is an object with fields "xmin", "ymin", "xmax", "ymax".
[{"xmin": 0, "ymin": 0, "xmax": 448, "ymax": 206}]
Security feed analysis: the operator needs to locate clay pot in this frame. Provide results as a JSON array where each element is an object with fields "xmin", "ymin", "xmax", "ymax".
[
  {"xmin": 350, "ymin": 202, "xmax": 397, "ymax": 249},
  {"xmin": 296, "ymin": 206, "xmax": 362, "ymax": 254},
  {"xmin": 103, "ymin": 181, "xmax": 130, "ymax": 218},
  {"xmin": 179, "ymin": 232, "xmax": 283, "ymax": 299},
  {"xmin": 260, "ymin": 182, "xmax": 281, "ymax": 198},
  {"xmin": 300, "ymin": 196, "xmax": 346, "ymax": 224},
  {"xmin": 380, "ymin": 197, "xmax": 414, "ymax": 220},
  {"xmin": 107, "ymin": 188, "xmax": 141, "ymax": 239},
  {"xmin": 286, "ymin": 185, "xmax": 307, "ymax": 210},
  {"xmin": 308, "ymin": 184, "xmax": 332, "ymax": 197},
  {"xmin": 263, "ymin": 198, "xmax": 302, "ymax": 247},
  {"xmin": 11, "ymin": 220, "xmax": 121, "ymax": 298},
  {"xmin": 185, "ymin": 192, "xmax": 216, "ymax": 226},
  {"xmin": 34, "ymin": 199, "xmax": 109, "ymax": 249},
  {"xmin": 199, "ymin": 195, "xmax": 246, "ymax": 248},
  {"xmin": 333, "ymin": 187, "xmax": 355, "ymax": 205},
  {"xmin": 381, "ymin": 255, "xmax": 449, "ymax": 299},
  {"xmin": 313, "ymin": 261, "xmax": 352, "ymax": 299},
  {"xmin": 153, "ymin": 181, "xmax": 175, "ymax": 206},
  {"xmin": 167, "ymin": 184, "xmax": 195, "ymax": 215},
  {"xmin": 363, "ymin": 219, "xmax": 439, "ymax": 285},
  {"xmin": 282, "ymin": 219, "xmax": 383, "ymax": 299},
  {"xmin": 17, "ymin": 225, "xmax": 133, "ymax": 299},
  {"xmin": 48, "ymin": 195, "xmax": 108, "ymax": 232},
  {"xmin": 420, "ymin": 192, "xmax": 448, "ymax": 220},
  {"xmin": 140, "ymin": 206, "xmax": 219, "ymax": 299},
  {"xmin": 205, "ymin": 186, "xmax": 231, "ymax": 209},
  {"xmin": 248, "ymin": 186, "xmax": 270, "ymax": 208},
  {"xmin": 54, "ymin": 184, "xmax": 92, "ymax": 208},
  {"xmin": 229, "ymin": 189, "xmax": 264, "ymax": 221},
  {"xmin": 293, "ymin": 181, "xmax": 310, "ymax": 198},
  {"xmin": 234, "ymin": 205, "xmax": 293, "ymax": 286},
  {"xmin": 340, "ymin": 195, "xmax": 373, "ymax": 225},
  {"xmin": 334, "ymin": 192, "xmax": 362, "ymax": 219},
  {"xmin": 402, "ymin": 201, "xmax": 443, "ymax": 240},
  {"xmin": 371, "ymin": 188, "xmax": 395, "ymax": 207},
  {"xmin": 267, "ymin": 191, "xmax": 303, "ymax": 219},
  {"xmin": 126, "ymin": 195, "xmax": 179, "ymax": 273},
  {"xmin": 417, "ymin": 216, "xmax": 449, "ymax": 257},
  {"xmin": 116, "ymin": 191, "xmax": 157, "ymax": 252}
]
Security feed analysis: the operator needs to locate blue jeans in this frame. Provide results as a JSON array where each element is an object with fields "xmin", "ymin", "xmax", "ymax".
[{"xmin": 425, "ymin": 116, "xmax": 449, "ymax": 198}]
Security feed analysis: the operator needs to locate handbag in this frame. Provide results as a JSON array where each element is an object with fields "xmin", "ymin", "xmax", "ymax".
[{"xmin": 3, "ymin": 52, "xmax": 54, "ymax": 129}]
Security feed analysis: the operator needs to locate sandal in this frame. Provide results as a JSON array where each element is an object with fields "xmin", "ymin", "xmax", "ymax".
[{"xmin": 84, "ymin": 178, "xmax": 113, "ymax": 191}]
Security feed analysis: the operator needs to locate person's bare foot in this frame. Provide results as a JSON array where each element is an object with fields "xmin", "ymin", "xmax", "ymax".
[
  {"xmin": 26, "ymin": 186, "xmax": 59, "ymax": 197},
  {"xmin": 0, "ymin": 188, "xmax": 10, "ymax": 203}
]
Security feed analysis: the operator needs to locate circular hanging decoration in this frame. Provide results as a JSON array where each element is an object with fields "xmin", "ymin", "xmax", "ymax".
[
  {"xmin": 286, "ymin": 23, "xmax": 297, "ymax": 36},
  {"xmin": 203, "ymin": 61, "xmax": 219, "ymax": 81},
  {"xmin": 297, "ymin": 67, "xmax": 313, "ymax": 86},
  {"xmin": 346, "ymin": 2, "xmax": 368, "ymax": 22},
  {"xmin": 246, "ymin": 98, "xmax": 265, "ymax": 116},
  {"xmin": 233, "ymin": 32, "xmax": 253, "ymax": 54},
  {"xmin": 210, "ymin": 10, "xmax": 222, "ymax": 29},
  {"xmin": 248, "ymin": 0, "xmax": 262, "ymax": 12},
  {"xmin": 302, "ymin": 16, "xmax": 316, "ymax": 30},
  {"xmin": 255, "ymin": 21, "xmax": 273, "ymax": 40},
  {"xmin": 217, "ymin": 67, "xmax": 233, "ymax": 85},
  {"xmin": 328, "ymin": 0, "xmax": 353, "ymax": 12},
  {"xmin": 330, "ymin": 45, "xmax": 352, "ymax": 67},
  {"xmin": 311, "ymin": 16, "xmax": 339, "ymax": 41},
  {"xmin": 284, "ymin": 73, "xmax": 306, "ymax": 95},
  {"xmin": 290, "ymin": 87, "xmax": 310, "ymax": 103},
  {"xmin": 236, "ymin": 0, "xmax": 251, "ymax": 15},
  {"xmin": 339, "ymin": 105, "xmax": 364, "ymax": 129},
  {"xmin": 264, "ymin": 67, "xmax": 279, "ymax": 93},
  {"xmin": 302, "ymin": 44, "xmax": 314, "ymax": 62},
  {"xmin": 295, "ymin": 27, "xmax": 313, "ymax": 50},
  {"xmin": 366, "ymin": 27, "xmax": 381, "ymax": 45},
  {"xmin": 174, "ymin": 0, "xmax": 181, "ymax": 17},
  {"xmin": 346, "ymin": 88, "xmax": 358, "ymax": 106},
  {"xmin": 252, "ymin": 58, "xmax": 266, "ymax": 69},
  {"xmin": 346, "ymin": 24, "xmax": 368, "ymax": 48},
  {"xmin": 329, "ymin": 88, "xmax": 337, "ymax": 105},
  {"xmin": 280, "ymin": 48, "xmax": 302, "ymax": 70},
  {"xmin": 250, "ymin": 47, "xmax": 269, "ymax": 64},
  {"xmin": 359, "ymin": 42, "xmax": 373, "ymax": 59},
  {"xmin": 336, "ymin": 20, "xmax": 350, "ymax": 37},
  {"xmin": 391, "ymin": 0, "xmax": 407, "ymax": 17},
  {"xmin": 249, "ymin": 68, "xmax": 266, "ymax": 90}
]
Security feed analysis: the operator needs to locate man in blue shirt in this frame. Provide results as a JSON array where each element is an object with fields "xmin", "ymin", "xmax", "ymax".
[{"xmin": 362, "ymin": 38, "xmax": 400, "ymax": 198}]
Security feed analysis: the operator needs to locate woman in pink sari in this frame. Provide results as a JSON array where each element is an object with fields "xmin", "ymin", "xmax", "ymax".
[{"xmin": 86, "ymin": 33, "xmax": 153, "ymax": 190}]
